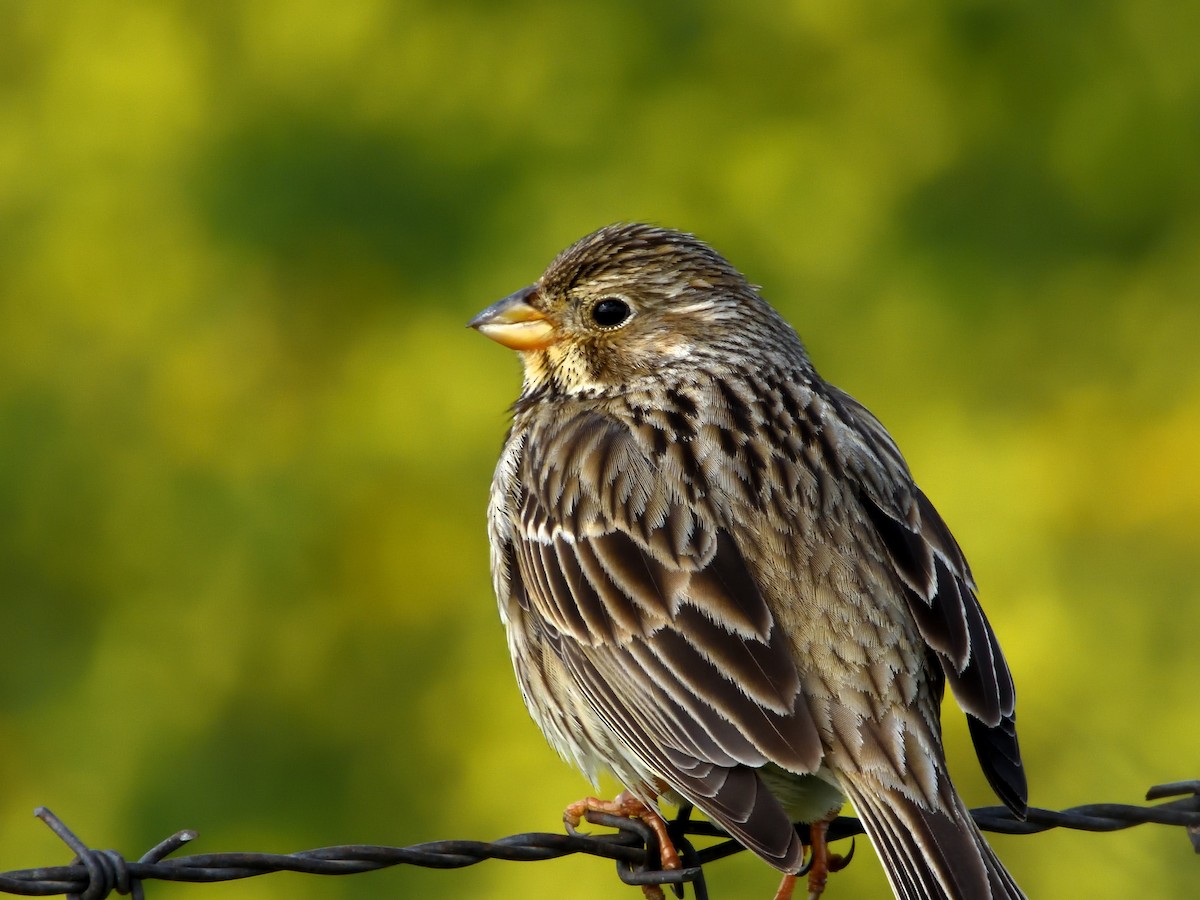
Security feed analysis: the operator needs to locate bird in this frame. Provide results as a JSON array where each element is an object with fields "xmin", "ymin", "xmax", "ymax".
[{"xmin": 469, "ymin": 223, "xmax": 1028, "ymax": 900}]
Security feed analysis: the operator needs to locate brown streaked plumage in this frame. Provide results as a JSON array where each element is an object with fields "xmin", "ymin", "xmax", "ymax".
[{"xmin": 471, "ymin": 224, "xmax": 1027, "ymax": 899}]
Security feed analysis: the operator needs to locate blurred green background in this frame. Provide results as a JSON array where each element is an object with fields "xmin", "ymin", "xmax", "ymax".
[{"xmin": 2, "ymin": 2, "xmax": 1198, "ymax": 897}]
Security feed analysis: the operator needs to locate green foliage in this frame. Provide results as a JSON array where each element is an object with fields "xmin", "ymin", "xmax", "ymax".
[{"xmin": 1, "ymin": 2, "xmax": 1197, "ymax": 897}]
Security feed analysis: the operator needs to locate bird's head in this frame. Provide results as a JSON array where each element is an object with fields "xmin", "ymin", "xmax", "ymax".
[{"xmin": 469, "ymin": 223, "xmax": 801, "ymax": 397}]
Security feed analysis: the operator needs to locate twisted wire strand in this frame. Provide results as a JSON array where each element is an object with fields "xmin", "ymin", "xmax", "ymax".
[{"xmin": 0, "ymin": 781, "xmax": 1194, "ymax": 898}]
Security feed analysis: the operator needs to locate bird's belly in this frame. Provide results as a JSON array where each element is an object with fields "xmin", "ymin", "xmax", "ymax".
[{"xmin": 759, "ymin": 763, "xmax": 845, "ymax": 823}]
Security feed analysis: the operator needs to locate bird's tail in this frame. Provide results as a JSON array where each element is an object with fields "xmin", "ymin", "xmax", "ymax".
[{"xmin": 838, "ymin": 770, "xmax": 1025, "ymax": 900}]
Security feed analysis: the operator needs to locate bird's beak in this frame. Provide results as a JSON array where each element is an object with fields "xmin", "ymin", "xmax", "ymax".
[{"xmin": 468, "ymin": 286, "xmax": 557, "ymax": 351}]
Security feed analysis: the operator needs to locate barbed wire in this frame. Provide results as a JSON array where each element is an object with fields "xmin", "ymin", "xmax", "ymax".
[{"xmin": 1, "ymin": 780, "xmax": 1195, "ymax": 899}]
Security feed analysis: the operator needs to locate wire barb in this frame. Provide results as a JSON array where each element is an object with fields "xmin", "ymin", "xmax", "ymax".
[
  {"xmin": 1144, "ymin": 781, "xmax": 1200, "ymax": 853},
  {"xmin": 0, "ymin": 782, "xmax": 1193, "ymax": 899}
]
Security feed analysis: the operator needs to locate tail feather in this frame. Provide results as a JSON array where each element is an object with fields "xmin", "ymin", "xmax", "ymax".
[{"xmin": 839, "ymin": 772, "xmax": 1025, "ymax": 900}]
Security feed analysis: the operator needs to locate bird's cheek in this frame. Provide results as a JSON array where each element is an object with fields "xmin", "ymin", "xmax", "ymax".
[{"xmin": 652, "ymin": 335, "xmax": 695, "ymax": 360}]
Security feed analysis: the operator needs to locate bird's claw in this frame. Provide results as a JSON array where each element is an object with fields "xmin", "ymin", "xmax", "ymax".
[
  {"xmin": 829, "ymin": 836, "xmax": 855, "ymax": 872},
  {"xmin": 563, "ymin": 791, "xmax": 681, "ymax": 899}
]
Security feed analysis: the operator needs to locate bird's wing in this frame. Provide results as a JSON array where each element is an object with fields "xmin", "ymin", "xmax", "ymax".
[
  {"xmin": 508, "ymin": 410, "xmax": 822, "ymax": 871},
  {"xmin": 824, "ymin": 386, "xmax": 1027, "ymax": 816}
]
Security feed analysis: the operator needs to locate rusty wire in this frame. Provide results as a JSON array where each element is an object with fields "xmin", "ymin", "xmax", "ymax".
[{"xmin": 0, "ymin": 781, "xmax": 1195, "ymax": 899}]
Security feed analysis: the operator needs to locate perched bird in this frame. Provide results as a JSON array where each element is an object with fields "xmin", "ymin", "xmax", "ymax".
[{"xmin": 470, "ymin": 224, "xmax": 1027, "ymax": 900}]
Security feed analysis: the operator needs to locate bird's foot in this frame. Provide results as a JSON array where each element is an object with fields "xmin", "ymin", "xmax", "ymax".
[
  {"xmin": 804, "ymin": 819, "xmax": 854, "ymax": 900},
  {"xmin": 563, "ymin": 790, "xmax": 681, "ymax": 899},
  {"xmin": 773, "ymin": 819, "xmax": 856, "ymax": 900}
]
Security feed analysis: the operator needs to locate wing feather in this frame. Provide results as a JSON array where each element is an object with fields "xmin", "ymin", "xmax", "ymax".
[
  {"xmin": 826, "ymin": 387, "xmax": 1028, "ymax": 817},
  {"xmin": 562, "ymin": 640, "xmax": 809, "ymax": 870},
  {"xmin": 508, "ymin": 411, "xmax": 823, "ymax": 871}
]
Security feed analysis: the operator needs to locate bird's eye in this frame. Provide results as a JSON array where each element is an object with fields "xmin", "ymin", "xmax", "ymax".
[{"xmin": 591, "ymin": 297, "xmax": 632, "ymax": 329}]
